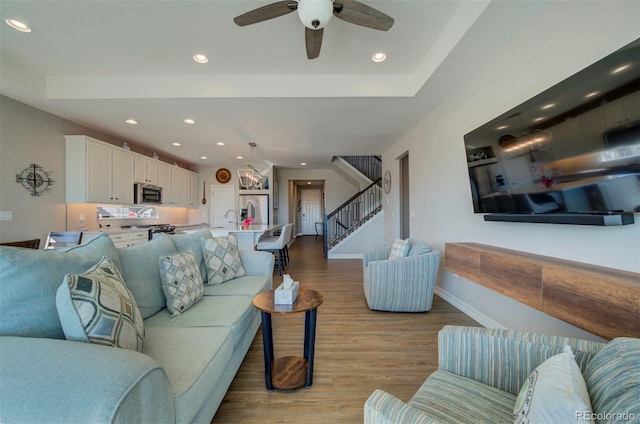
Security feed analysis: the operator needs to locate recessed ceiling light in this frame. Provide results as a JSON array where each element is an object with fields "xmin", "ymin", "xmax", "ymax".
[
  {"xmin": 125, "ymin": 119, "xmax": 138, "ymax": 125},
  {"xmin": 300, "ymin": 162, "xmax": 307, "ymax": 166},
  {"xmin": 171, "ymin": 142, "xmax": 181, "ymax": 146},
  {"xmin": 200, "ymin": 156, "xmax": 208, "ymax": 160},
  {"xmin": 612, "ymin": 64, "xmax": 631, "ymax": 74},
  {"xmin": 372, "ymin": 52, "xmax": 386, "ymax": 63},
  {"xmin": 541, "ymin": 103, "xmax": 556, "ymax": 110},
  {"xmin": 216, "ymin": 142, "xmax": 225, "ymax": 146},
  {"xmin": 184, "ymin": 118, "xmax": 195, "ymax": 124},
  {"xmin": 496, "ymin": 125, "xmax": 508, "ymax": 130},
  {"xmin": 585, "ymin": 91, "xmax": 599, "ymax": 98},
  {"xmin": 307, "ymin": 182, "xmax": 311, "ymax": 185},
  {"xmin": 533, "ymin": 117, "xmax": 545, "ymax": 122},
  {"xmin": 5, "ymin": 19, "xmax": 31, "ymax": 33},
  {"xmin": 193, "ymin": 54, "xmax": 208, "ymax": 64},
  {"xmin": 236, "ymin": 156, "xmax": 243, "ymax": 160}
]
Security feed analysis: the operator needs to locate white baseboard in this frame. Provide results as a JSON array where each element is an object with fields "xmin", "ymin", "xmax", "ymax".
[
  {"xmin": 434, "ymin": 286, "xmax": 506, "ymax": 330},
  {"xmin": 327, "ymin": 253, "xmax": 363, "ymax": 259}
]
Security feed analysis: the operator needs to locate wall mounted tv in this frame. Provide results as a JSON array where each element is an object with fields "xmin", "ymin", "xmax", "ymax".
[{"xmin": 463, "ymin": 38, "xmax": 639, "ymax": 226}]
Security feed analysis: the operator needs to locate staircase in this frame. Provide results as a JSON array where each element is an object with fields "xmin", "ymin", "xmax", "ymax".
[{"xmin": 323, "ymin": 155, "xmax": 383, "ymax": 256}]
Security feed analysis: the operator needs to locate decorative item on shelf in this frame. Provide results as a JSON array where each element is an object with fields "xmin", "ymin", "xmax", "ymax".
[
  {"xmin": 122, "ymin": 142, "xmax": 130, "ymax": 151},
  {"xmin": 215, "ymin": 168, "xmax": 231, "ymax": 184},
  {"xmin": 274, "ymin": 274, "xmax": 299, "ymax": 305},
  {"xmin": 237, "ymin": 142, "xmax": 265, "ymax": 189},
  {"xmin": 152, "ymin": 152, "xmax": 159, "ymax": 160},
  {"xmin": 15, "ymin": 163, "xmax": 55, "ymax": 196}
]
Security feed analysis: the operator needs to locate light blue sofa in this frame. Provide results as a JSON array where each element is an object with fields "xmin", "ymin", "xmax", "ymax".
[
  {"xmin": 0, "ymin": 230, "xmax": 274, "ymax": 423},
  {"xmin": 363, "ymin": 239, "xmax": 439, "ymax": 312},
  {"xmin": 365, "ymin": 325, "xmax": 640, "ymax": 423}
]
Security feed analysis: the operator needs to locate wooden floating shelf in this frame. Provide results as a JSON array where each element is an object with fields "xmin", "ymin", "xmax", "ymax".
[{"xmin": 444, "ymin": 242, "xmax": 640, "ymax": 340}]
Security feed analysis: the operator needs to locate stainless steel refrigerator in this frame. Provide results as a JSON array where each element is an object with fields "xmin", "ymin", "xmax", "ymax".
[{"xmin": 239, "ymin": 194, "xmax": 269, "ymax": 225}]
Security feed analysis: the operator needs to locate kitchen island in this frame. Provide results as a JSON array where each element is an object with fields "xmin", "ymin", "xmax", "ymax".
[{"xmin": 210, "ymin": 224, "xmax": 283, "ymax": 250}]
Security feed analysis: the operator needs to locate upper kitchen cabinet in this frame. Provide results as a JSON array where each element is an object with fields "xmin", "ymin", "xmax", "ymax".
[
  {"xmin": 158, "ymin": 162, "xmax": 172, "ymax": 205},
  {"xmin": 134, "ymin": 156, "xmax": 159, "ymax": 185},
  {"xmin": 182, "ymin": 171, "xmax": 199, "ymax": 208},
  {"xmin": 66, "ymin": 135, "xmax": 134, "ymax": 204}
]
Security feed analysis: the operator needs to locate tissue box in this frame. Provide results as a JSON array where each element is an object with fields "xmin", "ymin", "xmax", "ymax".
[{"xmin": 274, "ymin": 280, "xmax": 299, "ymax": 305}]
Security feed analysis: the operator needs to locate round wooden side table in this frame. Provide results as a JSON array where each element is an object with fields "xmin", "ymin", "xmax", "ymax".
[{"xmin": 253, "ymin": 288, "xmax": 324, "ymax": 391}]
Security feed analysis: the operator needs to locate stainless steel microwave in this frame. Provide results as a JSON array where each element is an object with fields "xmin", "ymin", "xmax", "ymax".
[{"xmin": 134, "ymin": 183, "xmax": 162, "ymax": 204}]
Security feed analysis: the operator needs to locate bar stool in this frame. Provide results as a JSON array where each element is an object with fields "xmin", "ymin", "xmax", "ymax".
[{"xmin": 256, "ymin": 224, "xmax": 292, "ymax": 275}]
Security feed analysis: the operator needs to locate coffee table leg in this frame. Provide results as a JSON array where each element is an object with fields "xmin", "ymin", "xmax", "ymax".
[
  {"xmin": 303, "ymin": 309, "xmax": 318, "ymax": 388},
  {"xmin": 260, "ymin": 311, "xmax": 274, "ymax": 391}
]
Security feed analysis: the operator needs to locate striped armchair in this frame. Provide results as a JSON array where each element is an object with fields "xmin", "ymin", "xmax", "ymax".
[
  {"xmin": 362, "ymin": 239, "xmax": 439, "ymax": 312},
  {"xmin": 365, "ymin": 325, "xmax": 640, "ymax": 424}
]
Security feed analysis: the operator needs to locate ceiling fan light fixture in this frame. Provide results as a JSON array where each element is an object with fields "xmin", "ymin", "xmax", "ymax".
[{"xmin": 297, "ymin": 0, "xmax": 333, "ymax": 29}]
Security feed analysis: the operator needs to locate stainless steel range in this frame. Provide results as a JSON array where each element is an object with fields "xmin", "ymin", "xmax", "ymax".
[{"xmin": 121, "ymin": 224, "xmax": 176, "ymax": 239}]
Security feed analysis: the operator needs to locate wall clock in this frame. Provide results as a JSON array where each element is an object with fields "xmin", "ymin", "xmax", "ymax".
[
  {"xmin": 383, "ymin": 170, "xmax": 391, "ymax": 194},
  {"xmin": 215, "ymin": 168, "xmax": 231, "ymax": 184}
]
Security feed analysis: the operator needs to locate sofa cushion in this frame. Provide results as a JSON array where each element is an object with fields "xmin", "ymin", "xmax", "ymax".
[
  {"xmin": 409, "ymin": 370, "xmax": 517, "ymax": 423},
  {"xmin": 156, "ymin": 230, "xmax": 212, "ymax": 282},
  {"xmin": 118, "ymin": 236, "xmax": 177, "ymax": 319},
  {"xmin": 583, "ymin": 338, "xmax": 640, "ymax": 419},
  {"xmin": 56, "ymin": 256, "xmax": 144, "ymax": 352},
  {"xmin": 513, "ymin": 346, "xmax": 593, "ymax": 423},
  {"xmin": 0, "ymin": 234, "xmax": 120, "ymax": 339},
  {"xmin": 388, "ymin": 239, "xmax": 409, "ymax": 259},
  {"xmin": 202, "ymin": 234, "xmax": 246, "ymax": 285},
  {"xmin": 407, "ymin": 239, "xmax": 431, "ymax": 256},
  {"xmin": 202, "ymin": 275, "xmax": 270, "ymax": 297},
  {"xmin": 158, "ymin": 250, "xmax": 204, "ymax": 316},
  {"xmin": 144, "ymin": 295, "xmax": 256, "ymax": 351},
  {"xmin": 142, "ymin": 326, "xmax": 233, "ymax": 424}
]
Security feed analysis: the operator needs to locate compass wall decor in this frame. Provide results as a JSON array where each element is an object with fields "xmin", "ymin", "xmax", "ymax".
[{"xmin": 16, "ymin": 163, "xmax": 55, "ymax": 196}]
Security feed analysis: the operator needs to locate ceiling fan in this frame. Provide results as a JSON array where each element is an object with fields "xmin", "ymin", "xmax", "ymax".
[{"xmin": 234, "ymin": 0, "xmax": 394, "ymax": 59}]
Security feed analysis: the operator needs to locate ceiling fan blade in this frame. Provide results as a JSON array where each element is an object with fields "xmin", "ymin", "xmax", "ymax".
[
  {"xmin": 305, "ymin": 27, "xmax": 323, "ymax": 60},
  {"xmin": 234, "ymin": 1, "xmax": 297, "ymax": 27},
  {"xmin": 333, "ymin": 0, "xmax": 394, "ymax": 31}
]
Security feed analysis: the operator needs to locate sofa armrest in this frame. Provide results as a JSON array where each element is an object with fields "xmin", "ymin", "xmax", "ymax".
[
  {"xmin": 364, "ymin": 389, "xmax": 444, "ymax": 424},
  {"xmin": 437, "ymin": 325, "xmax": 605, "ymax": 395},
  {"xmin": 0, "ymin": 336, "xmax": 175, "ymax": 424},
  {"xmin": 363, "ymin": 249, "xmax": 391, "ymax": 268},
  {"xmin": 239, "ymin": 249, "xmax": 275, "ymax": 277}
]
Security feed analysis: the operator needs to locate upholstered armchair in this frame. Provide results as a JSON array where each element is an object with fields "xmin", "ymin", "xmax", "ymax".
[{"xmin": 362, "ymin": 239, "xmax": 440, "ymax": 312}]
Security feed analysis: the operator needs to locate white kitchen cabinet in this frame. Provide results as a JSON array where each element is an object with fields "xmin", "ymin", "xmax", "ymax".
[
  {"xmin": 179, "ymin": 170, "xmax": 199, "ymax": 207},
  {"xmin": 158, "ymin": 162, "xmax": 172, "ymax": 205},
  {"xmin": 66, "ymin": 135, "xmax": 134, "ymax": 204},
  {"xmin": 190, "ymin": 172, "xmax": 199, "ymax": 208},
  {"xmin": 109, "ymin": 233, "xmax": 130, "ymax": 248},
  {"xmin": 109, "ymin": 230, "xmax": 149, "ymax": 248},
  {"xmin": 129, "ymin": 230, "xmax": 149, "ymax": 246},
  {"xmin": 169, "ymin": 167, "xmax": 184, "ymax": 206},
  {"xmin": 134, "ymin": 156, "xmax": 159, "ymax": 185}
]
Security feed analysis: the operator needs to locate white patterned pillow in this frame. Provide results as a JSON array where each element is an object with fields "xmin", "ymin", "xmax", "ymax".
[
  {"xmin": 56, "ymin": 256, "xmax": 144, "ymax": 352},
  {"xmin": 513, "ymin": 346, "xmax": 594, "ymax": 423},
  {"xmin": 158, "ymin": 249, "xmax": 204, "ymax": 316},
  {"xmin": 202, "ymin": 234, "xmax": 246, "ymax": 285},
  {"xmin": 388, "ymin": 239, "xmax": 409, "ymax": 260}
]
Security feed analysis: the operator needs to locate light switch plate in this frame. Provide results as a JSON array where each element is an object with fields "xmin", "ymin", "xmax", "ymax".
[{"xmin": 0, "ymin": 211, "xmax": 13, "ymax": 221}]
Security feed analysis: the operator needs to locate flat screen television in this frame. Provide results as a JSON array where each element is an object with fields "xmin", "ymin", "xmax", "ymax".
[{"xmin": 463, "ymin": 38, "xmax": 640, "ymax": 226}]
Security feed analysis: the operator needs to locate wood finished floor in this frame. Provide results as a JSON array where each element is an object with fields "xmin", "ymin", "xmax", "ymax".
[{"xmin": 212, "ymin": 236, "xmax": 479, "ymax": 423}]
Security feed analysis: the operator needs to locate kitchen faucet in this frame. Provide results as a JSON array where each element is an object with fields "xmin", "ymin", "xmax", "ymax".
[{"xmin": 224, "ymin": 209, "xmax": 239, "ymax": 227}]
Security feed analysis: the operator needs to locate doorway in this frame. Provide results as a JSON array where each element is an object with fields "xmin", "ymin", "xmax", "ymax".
[
  {"xmin": 399, "ymin": 153, "xmax": 410, "ymax": 239},
  {"xmin": 299, "ymin": 189, "xmax": 322, "ymax": 235}
]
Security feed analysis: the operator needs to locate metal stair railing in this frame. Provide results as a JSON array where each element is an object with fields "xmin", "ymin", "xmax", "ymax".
[
  {"xmin": 323, "ymin": 178, "xmax": 382, "ymax": 255},
  {"xmin": 339, "ymin": 155, "xmax": 382, "ymax": 183}
]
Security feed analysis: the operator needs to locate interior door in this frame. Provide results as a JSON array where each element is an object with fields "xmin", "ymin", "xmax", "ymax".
[
  {"xmin": 300, "ymin": 189, "xmax": 322, "ymax": 235},
  {"xmin": 211, "ymin": 185, "xmax": 236, "ymax": 227}
]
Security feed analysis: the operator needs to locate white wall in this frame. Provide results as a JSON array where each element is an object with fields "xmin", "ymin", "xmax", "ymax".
[{"xmin": 383, "ymin": 1, "xmax": 640, "ymax": 341}]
